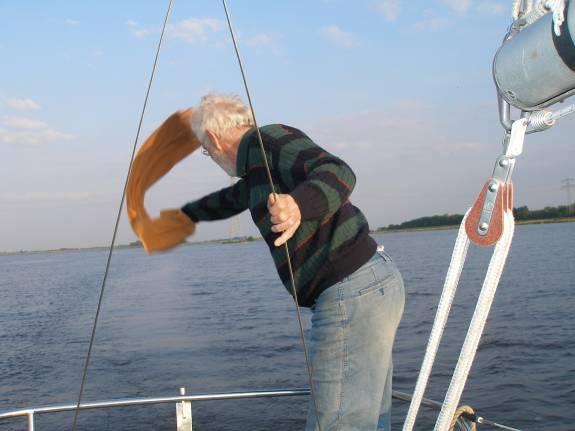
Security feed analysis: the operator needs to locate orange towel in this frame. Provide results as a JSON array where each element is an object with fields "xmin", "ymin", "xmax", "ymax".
[{"xmin": 126, "ymin": 109, "xmax": 200, "ymax": 253}]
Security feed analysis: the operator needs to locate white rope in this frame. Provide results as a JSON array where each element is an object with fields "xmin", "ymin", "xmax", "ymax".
[
  {"xmin": 402, "ymin": 211, "xmax": 471, "ymax": 431},
  {"xmin": 403, "ymin": 8, "xmax": 534, "ymax": 429},
  {"xmin": 547, "ymin": 0, "xmax": 567, "ymax": 35},
  {"xmin": 433, "ymin": 211, "xmax": 516, "ymax": 431},
  {"xmin": 528, "ymin": 0, "xmax": 551, "ymax": 23},
  {"xmin": 518, "ymin": 0, "xmax": 566, "ymax": 35},
  {"xmin": 512, "ymin": 0, "xmax": 532, "ymax": 19}
]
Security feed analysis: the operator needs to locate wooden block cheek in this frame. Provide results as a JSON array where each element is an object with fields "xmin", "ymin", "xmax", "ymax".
[{"xmin": 465, "ymin": 181, "xmax": 505, "ymax": 247}]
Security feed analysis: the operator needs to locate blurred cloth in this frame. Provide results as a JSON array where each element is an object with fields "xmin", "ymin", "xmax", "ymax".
[{"xmin": 126, "ymin": 109, "xmax": 199, "ymax": 253}]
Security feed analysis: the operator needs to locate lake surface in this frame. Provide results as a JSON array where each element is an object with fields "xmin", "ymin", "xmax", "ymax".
[{"xmin": 0, "ymin": 223, "xmax": 573, "ymax": 430}]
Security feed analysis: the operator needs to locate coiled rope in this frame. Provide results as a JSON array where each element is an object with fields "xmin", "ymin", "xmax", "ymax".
[{"xmin": 449, "ymin": 405, "xmax": 477, "ymax": 431}]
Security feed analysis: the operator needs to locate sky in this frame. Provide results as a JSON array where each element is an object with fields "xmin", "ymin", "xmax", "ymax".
[{"xmin": 0, "ymin": 0, "xmax": 573, "ymax": 252}]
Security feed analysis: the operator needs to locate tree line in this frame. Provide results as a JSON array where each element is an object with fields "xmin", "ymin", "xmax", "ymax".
[{"xmin": 378, "ymin": 205, "xmax": 574, "ymax": 231}]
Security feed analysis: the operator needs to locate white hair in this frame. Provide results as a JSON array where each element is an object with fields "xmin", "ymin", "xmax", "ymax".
[{"xmin": 191, "ymin": 93, "xmax": 254, "ymax": 147}]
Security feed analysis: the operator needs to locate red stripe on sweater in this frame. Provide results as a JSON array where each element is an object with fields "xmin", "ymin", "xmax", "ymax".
[
  {"xmin": 335, "ymin": 175, "xmax": 352, "ymax": 191},
  {"xmin": 277, "ymin": 211, "xmax": 339, "ymax": 271}
]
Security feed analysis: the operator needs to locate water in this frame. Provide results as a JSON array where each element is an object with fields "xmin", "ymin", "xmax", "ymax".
[{"xmin": 0, "ymin": 223, "xmax": 573, "ymax": 430}]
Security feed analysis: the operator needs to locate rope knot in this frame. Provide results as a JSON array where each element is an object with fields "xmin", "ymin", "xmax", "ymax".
[{"xmin": 449, "ymin": 405, "xmax": 477, "ymax": 431}]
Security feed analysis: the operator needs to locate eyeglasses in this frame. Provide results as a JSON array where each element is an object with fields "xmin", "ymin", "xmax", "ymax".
[{"xmin": 200, "ymin": 141, "xmax": 211, "ymax": 157}]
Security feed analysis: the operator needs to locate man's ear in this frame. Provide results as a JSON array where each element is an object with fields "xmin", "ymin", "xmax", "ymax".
[{"xmin": 205, "ymin": 129, "xmax": 222, "ymax": 151}]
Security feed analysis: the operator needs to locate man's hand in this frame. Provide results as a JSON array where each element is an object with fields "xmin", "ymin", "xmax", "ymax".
[{"xmin": 268, "ymin": 193, "xmax": 301, "ymax": 247}]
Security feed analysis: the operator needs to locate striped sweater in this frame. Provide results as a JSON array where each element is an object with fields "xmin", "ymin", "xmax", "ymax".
[{"xmin": 182, "ymin": 124, "xmax": 376, "ymax": 307}]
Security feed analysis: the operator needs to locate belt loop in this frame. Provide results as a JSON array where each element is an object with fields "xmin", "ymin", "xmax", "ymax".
[{"xmin": 376, "ymin": 245, "xmax": 392, "ymax": 262}]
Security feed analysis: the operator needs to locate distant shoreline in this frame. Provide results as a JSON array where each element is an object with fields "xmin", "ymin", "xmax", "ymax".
[
  {"xmin": 374, "ymin": 217, "xmax": 575, "ymax": 234},
  {"xmin": 1, "ymin": 218, "xmax": 573, "ymax": 256},
  {"xmin": 0, "ymin": 236, "xmax": 261, "ymax": 256}
]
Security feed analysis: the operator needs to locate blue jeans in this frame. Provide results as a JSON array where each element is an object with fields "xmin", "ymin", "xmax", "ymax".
[{"xmin": 305, "ymin": 250, "xmax": 405, "ymax": 431}]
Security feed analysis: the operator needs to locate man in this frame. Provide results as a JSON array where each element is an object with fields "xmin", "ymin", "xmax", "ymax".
[{"xmin": 181, "ymin": 94, "xmax": 405, "ymax": 431}]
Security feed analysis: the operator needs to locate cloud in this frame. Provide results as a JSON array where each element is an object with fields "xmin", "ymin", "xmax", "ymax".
[
  {"xmin": 127, "ymin": 17, "xmax": 270, "ymax": 48},
  {"xmin": 65, "ymin": 18, "xmax": 80, "ymax": 26},
  {"xmin": 0, "ymin": 191, "xmax": 95, "ymax": 204},
  {"xmin": 374, "ymin": 0, "xmax": 401, "ymax": 21},
  {"xmin": 170, "ymin": 18, "xmax": 224, "ymax": 44},
  {"xmin": 440, "ymin": 0, "xmax": 506, "ymax": 15},
  {"xmin": 415, "ymin": 10, "xmax": 449, "ymax": 31},
  {"xmin": 300, "ymin": 102, "xmax": 506, "ymax": 227},
  {"xmin": 302, "ymin": 103, "xmax": 575, "ymax": 229},
  {"xmin": 245, "ymin": 33, "xmax": 283, "ymax": 56},
  {"xmin": 305, "ymin": 102, "xmax": 489, "ymax": 163},
  {"xmin": 441, "ymin": 0, "xmax": 472, "ymax": 13},
  {"xmin": 3, "ymin": 116, "xmax": 47, "ymax": 129},
  {"xmin": 475, "ymin": 1, "xmax": 506, "ymax": 15},
  {"xmin": 246, "ymin": 33, "xmax": 275, "ymax": 47},
  {"xmin": 5, "ymin": 98, "xmax": 41, "ymax": 111},
  {"xmin": 306, "ymin": 103, "xmax": 434, "ymax": 153},
  {"xmin": 319, "ymin": 25, "xmax": 358, "ymax": 48},
  {"xmin": 127, "ymin": 20, "xmax": 151, "ymax": 38},
  {"xmin": 0, "ymin": 116, "xmax": 75, "ymax": 145},
  {"xmin": 0, "ymin": 191, "xmax": 114, "ymax": 215}
]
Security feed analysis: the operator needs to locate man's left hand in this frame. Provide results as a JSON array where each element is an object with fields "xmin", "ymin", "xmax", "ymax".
[{"xmin": 268, "ymin": 193, "xmax": 302, "ymax": 247}]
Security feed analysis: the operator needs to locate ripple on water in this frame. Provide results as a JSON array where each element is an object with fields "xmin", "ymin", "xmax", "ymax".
[{"xmin": 0, "ymin": 224, "xmax": 574, "ymax": 430}]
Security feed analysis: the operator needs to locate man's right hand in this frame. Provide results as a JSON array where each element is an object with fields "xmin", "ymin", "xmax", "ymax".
[{"xmin": 267, "ymin": 193, "xmax": 302, "ymax": 247}]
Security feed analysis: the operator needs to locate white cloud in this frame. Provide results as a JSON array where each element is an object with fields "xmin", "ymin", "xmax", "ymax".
[
  {"xmin": 319, "ymin": 25, "xmax": 358, "ymax": 48},
  {"xmin": 170, "ymin": 18, "xmax": 224, "ymax": 44},
  {"xmin": 415, "ymin": 10, "xmax": 449, "ymax": 31},
  {"xmin": 65, "ymin": 18, "xmax": 80, "ymax": 26},
  {"xmin": 5, "ymin": 98, "xmax": 41, "ymax": 111},
  {"xmin": 306, "ymin": 102, "xmax": 489, "ymax": 159},
  {"xmin": 127, "ymin": 17, "xmax": 271, "ymax": 48},
  {"xmin": 3, "ymin": 116, "xmax": 47, "ymax": 130},
  {"xmin": 375, "ymin": 0, "xmax": 401, "ymax": 22},
  {"xmin": 0, "ymin": 116, "xmax": 74, "ymax": 145},
  {"xmin": 307, "ymin": 104, "xmax": 433, "ymax": 152},
  {"xmin": 475, "ymin": 1, "xmax": 506, "ymax": 15},
  {"xmin": 298, "ymin": 104, "xmax": 489, "ymax": 227},
  {"xmin": 247, "ymin": 33, "xmax": 274, "ymax": 47},
  {"xmin": 441, "ymin": 0, "xmax": 472, "ymax": 13},
  {"xmin": 438, "ymin": 0, "xmax": 505, "ymax": 16},
  {"xmin": 299, "ymin": 102, "xmax": 535, "ymax": 228},
  {"xmin": 127, "ymin": 20, "xmax": 151, "ymax": 38},
  {"xmin": 0, "ymin": 191, "xmax": 95, "ymax": 203}
]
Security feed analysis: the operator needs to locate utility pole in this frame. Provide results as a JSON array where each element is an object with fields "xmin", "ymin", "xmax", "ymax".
[{"xmin": 561, "ymin": 178, "xmax": 575, "ymax": 215}]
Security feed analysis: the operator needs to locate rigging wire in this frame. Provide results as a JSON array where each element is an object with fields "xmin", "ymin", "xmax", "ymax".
[
  {"xmin": 221, "ymin": 1, "xmax": 323, "ymax": 429},
  {"xmin": 70, "ymin": 1, "xmax": 174, "ymax": 429}
]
